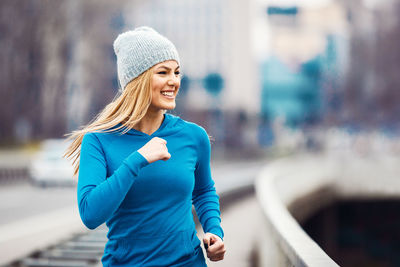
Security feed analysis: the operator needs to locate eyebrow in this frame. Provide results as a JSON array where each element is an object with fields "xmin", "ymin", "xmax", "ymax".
[{"xmin": 156, "ymin": 65, "xmax": 180, "ymax": 71}]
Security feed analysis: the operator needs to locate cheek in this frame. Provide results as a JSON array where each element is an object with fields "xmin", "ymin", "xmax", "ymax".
[
  {"xmin": 152, "ymin": 77, "xmax": 166, "ymax": 91},
  {"xmin": 151, "ymin": 84, "xmax": 161, "ymax": 96}
]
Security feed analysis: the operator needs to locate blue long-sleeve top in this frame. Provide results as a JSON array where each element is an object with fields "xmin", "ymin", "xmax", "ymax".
[{"xmin": 78, "ymin": 113, "xmax": 224, "ymax": 266}]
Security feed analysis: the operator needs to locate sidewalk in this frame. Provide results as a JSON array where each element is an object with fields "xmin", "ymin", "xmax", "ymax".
[
  {"xmin": 197, "ymin": 195, "xmax": 263, "ymax": 267},
  {"xmin": 0, "ymin": 205, "xmax": 84, "ymax": 265},
  {"xmin": 0, "ymin": 185, "xmax": 84, "ymax": 265}
]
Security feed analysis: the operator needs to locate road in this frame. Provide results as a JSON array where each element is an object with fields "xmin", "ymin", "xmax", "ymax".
[{"xmin": 0, "ymin": 185, "xmax": 76, "ymax": 226}]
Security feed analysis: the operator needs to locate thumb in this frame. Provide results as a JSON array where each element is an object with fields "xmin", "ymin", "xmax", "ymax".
[{"xmin": 203, "ymin": 235, "xmax": 211, "ymax": 250}]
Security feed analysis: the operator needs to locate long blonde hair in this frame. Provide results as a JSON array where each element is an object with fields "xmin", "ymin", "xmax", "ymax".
[{"xmin": 64, "ymin": 68, "xmax": 153, "ymax": 175}]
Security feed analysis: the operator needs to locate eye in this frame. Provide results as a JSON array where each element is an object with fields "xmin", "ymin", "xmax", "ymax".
[
  {"xmin": 175, "ymin": 71, "xmax": 181, "ymax": 76},
  {"xmin": 157, "ymin": 71, "xmax": 167, "ymax": 75}
]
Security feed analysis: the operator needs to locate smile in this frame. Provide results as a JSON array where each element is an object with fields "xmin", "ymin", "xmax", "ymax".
[{"xmin": 161, "ymin": 91, "xmax": 174, "ymax": 98}]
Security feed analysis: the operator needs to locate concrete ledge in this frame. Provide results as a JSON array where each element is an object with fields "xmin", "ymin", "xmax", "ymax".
[
  {"xmin": 0, "ymin": 205, "xmax": 86, "ymax": 266},
  {"xmin": 256, "ymin": 154, "xmax": 339, "ymax": 267},
  {"xmin": 255, "ymin": 152, "xmax": 400, "ymax": 267}
]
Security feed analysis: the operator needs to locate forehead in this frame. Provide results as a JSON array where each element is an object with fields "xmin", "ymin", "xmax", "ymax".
[{"xmin": 154, "ymin": 60, "xmax": 179, "ymax": 69}]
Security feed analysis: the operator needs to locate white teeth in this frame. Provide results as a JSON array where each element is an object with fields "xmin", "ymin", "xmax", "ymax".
[{"xmin": 161, "ymin": 91, "xmax": 173, "ymax": 96}]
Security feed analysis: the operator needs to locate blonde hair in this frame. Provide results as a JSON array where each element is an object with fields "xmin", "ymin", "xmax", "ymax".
[{"xmin": 64, "ymin": 68, "xmax": 153, "ymax": 175}]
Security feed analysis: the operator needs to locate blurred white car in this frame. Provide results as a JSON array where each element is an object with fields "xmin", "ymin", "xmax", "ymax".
[{"xmin": 29, "ymin": 139, "xmax": 77, "ymax": 187}]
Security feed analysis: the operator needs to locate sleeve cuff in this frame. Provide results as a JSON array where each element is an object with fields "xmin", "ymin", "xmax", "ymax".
[
  {"xmin": 123, "ymin": 151, "xmax": 149, "ymax": 177},
  {"xmin": 205, "ymin": 217, "xmax": 224, "ymax": 240},
  {"xmin": 207, "ymin": 226, "xmax": 224, "ymax": 241}
]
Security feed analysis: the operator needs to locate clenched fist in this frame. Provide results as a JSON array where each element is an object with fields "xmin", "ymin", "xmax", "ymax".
[
  {"xmin": 203, "ymin": 233, "xmax": 226, "ymax": 261},
  {"xmin": 137, "ymin": 137, "xmax": 171, "ymax": 163}
]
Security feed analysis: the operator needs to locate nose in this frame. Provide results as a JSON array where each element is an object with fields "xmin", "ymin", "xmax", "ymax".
[{"xmin": 168, "ymin": 74, "xmax": 180, "ymax": 87}]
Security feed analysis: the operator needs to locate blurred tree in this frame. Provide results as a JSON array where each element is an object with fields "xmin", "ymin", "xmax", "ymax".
[
  {"xmin": 0, "ymin": 1, "xmax": 58, "ymax": 144},
  {"xmin": 374, "ymin": 2, "xmax": 400, "ymax": 130},
  {"xmin": 342, "ymin": 0, "xmax": 400, "ymax": 131},
  {"xmin": 0, "ymin": 1, "xmax": 73, "ymax": 144},
  {"xmin": 0, "ymin": 0, "xmax": 134, "ymax": 145}
]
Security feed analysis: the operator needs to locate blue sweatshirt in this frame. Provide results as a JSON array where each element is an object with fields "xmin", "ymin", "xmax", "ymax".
[{"xmin": 78, "ymin": 113, "xmax": 224, "ymax": 266}]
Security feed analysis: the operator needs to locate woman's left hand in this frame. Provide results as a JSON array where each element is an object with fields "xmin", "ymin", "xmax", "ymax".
[{"xmin": 203, "ymin": 232, "xmax": 226, "ymax": 261}]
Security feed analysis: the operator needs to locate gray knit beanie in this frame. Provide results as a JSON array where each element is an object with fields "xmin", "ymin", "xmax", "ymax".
[{"xmin": 113, "ymin": 26, "xmax": 180, "ymax": 91}]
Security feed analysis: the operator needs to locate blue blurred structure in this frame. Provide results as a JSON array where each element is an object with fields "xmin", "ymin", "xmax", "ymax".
[
  {"xmin": 258, "ymin": 30, "xmax": 346, "ymax": 146},
  {"xmin": 260, "ymin": 54, "xmax": 322, "ymax": 128},
  {"xmin": 267, "ymin": 6, "xmax": 298, "ymax": 16},
  {"xmin": 203, "ymin": 73, "xmax": 224, "ymax": 97}
]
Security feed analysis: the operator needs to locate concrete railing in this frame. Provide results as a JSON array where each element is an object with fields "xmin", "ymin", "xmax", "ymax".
[
  {"xmin": 255, "ymin": 152, "xmax": 400, "ymax": 267},
  {"xmin": 0, "ymin": 150, "xmax": 31, "ymax": 184},
  {"xmin": 0, "ymin": 167, "xmax": 29, "ymax": 184}
]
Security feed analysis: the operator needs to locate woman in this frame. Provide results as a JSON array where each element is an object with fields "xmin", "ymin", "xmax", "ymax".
[{"xmin": 64, "ymin": 26, "xmax": 226, "ymax": 266}]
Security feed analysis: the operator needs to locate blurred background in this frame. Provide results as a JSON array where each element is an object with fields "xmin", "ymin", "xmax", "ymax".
[
  {"xmin": 1, "ymin": 0, "xmax": 400, "ymax": 153},
  {"xmin": 1, "ymin": 0, "xmax": 400, "ymax": 266}
]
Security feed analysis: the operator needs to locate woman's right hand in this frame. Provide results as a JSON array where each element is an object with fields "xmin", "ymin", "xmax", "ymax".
[{"xmin": 137, "ymin": 137, "xmax": 171, "ymax": 163}]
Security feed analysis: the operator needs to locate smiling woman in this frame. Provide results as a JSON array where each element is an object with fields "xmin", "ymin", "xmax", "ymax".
[
  {"xmin": 63, "ymin": 26, "xmax": 225, "ymax": 266},
  {"xmin": 149, "ymin": 61, "xmax": 181, "ymax": 111}
]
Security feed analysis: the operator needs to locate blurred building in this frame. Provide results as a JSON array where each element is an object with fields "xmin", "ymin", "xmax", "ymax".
[
  {"xmin": 107, "ymin": 0, "xmax": 261, "ymax": 150},
  {"xmin": 257, "ymin": 0, "xmax": 349, "ymax": 130},
  {"xmin": 3, "ymin": 0, "xmax": 400, "ymax": 147},
  {"xmin": 122, "ymin": 0, "xmax": 258, "ymax": 115},
  {"xmin": 338, "ymin": 0, "xmax": 400, "ymax": 132}
]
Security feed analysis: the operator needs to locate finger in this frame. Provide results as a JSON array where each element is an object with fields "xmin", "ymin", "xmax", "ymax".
[
  {"xmin": 162, "ymin": 153, "xmax": 171, "ymax": 161},
  {"xmin": 207, "ymin": 241, "xmax": 224, "ymax": 253},
  {"xmin": 209, "ymin": 245, "xmax": 225, "ymax": 253},
  {"xmin": 208, "ymin": 250, "xmax": 225, "ymax": 261},
  {"xmin": 203, "ymin": 240, "xmax": 209, "ymax": 250},
  {"xmin": 210, "ymin": 255, "xmax": 224, "ymax": 262},
  {"xmin": 208, "ymin": 249, "xmax": 225, "ymax": 259},
  {"xmin": 209, "ymin": 234, "xmax": 221, "ymax": 244},
  {"xmin": 207, "ymin": 247, "xmax": 225, "ymax": 258},
  {"xmin": 203, "ymin": 235, "xmax": 211, "ymax": 243},
  {"xmin": 160, "ymin": 143, "xmax": 167, "ymax": 151},
  {"xmin": 151, "ymin": 137, "xmax": 165, "ymax": 144},
  {"xmin": 210, "ymin": 254, "xmax": 225, "ymax": 260}
]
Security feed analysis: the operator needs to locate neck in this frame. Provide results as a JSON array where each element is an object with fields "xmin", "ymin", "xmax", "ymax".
[{"xmin": 134, "ymin": 109, "xmax": 165, "ymax": 135}]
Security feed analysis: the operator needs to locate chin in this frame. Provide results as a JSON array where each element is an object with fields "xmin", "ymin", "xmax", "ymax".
[
  {"xmin": 162, "ymin": 101, "xmax": 176, "ymax": 110},
  {"xmin": 164, "ymin": 104, "xmax": 176, "ymax": 110},
  {"xmin": 150, "ymin": 100, "xmax": 176, "ymax": 111}
]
